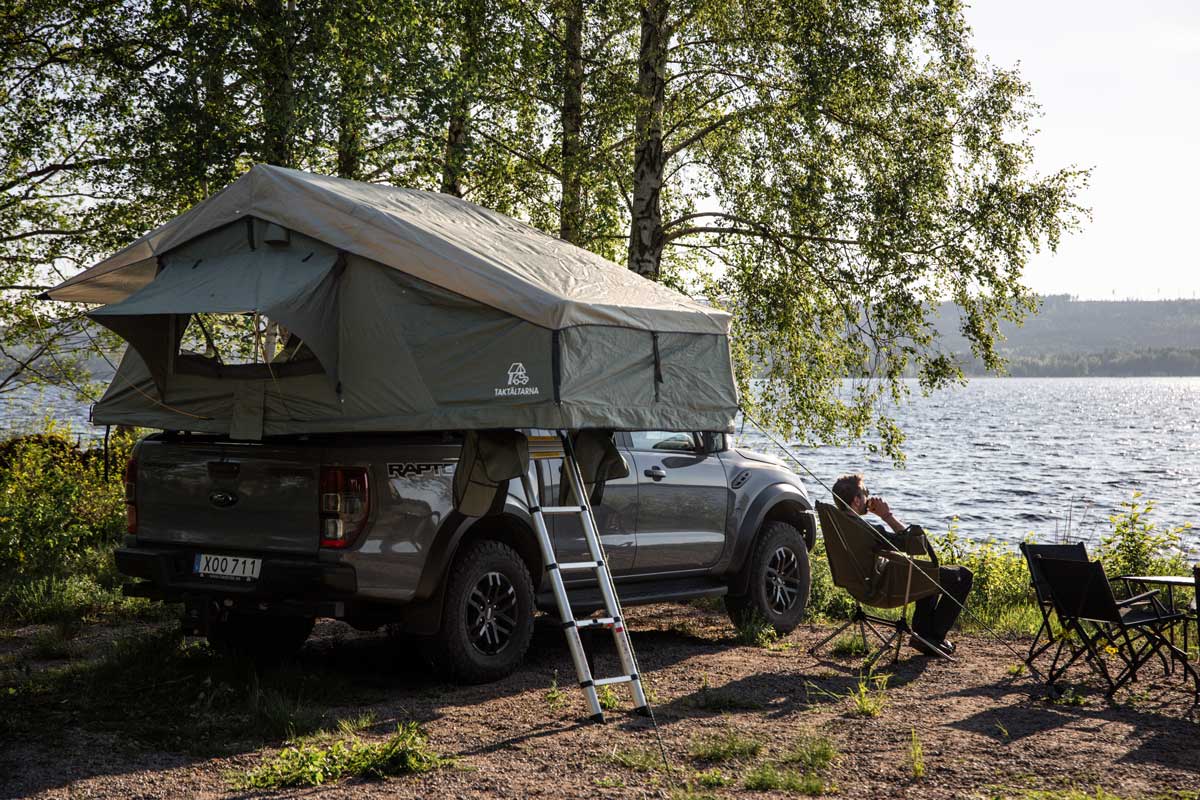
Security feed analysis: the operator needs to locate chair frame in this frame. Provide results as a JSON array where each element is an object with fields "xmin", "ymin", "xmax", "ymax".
[
  {"xmin": 809, "ymin": 502, "xmax": 953, "ymax": 667},
  {"xmin": 809, "ymin": 549, "xmax": 952, "ymax": 668},
  {"xmin": 1019, "ymin": 541, "xmax": 1089, "ymax": 668},
  {"xmin": 1037, "ymin": 555, "xmax": 1199, "ymax": 704}
]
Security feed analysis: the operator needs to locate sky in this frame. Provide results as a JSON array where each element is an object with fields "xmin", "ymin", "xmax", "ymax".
[{"xmin": 964, "ymin": 0, "xmax": 1200, "ymax": 300}]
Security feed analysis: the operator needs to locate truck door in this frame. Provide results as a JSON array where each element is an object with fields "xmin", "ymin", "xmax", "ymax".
[
  {"xmin": 541, "ymin": 452, "xmax": 638, "ymax": 577},
  {"xmin": 628, "ymin": 431, "xmax": 728, "ymax": 571}
]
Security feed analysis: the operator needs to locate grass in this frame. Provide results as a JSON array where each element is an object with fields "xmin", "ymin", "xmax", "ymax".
[
  {"xmin": 0, "ymin": 626, "xmax": 378, "ymax": 754},
  {"xmin": 733, "ymin": 612, "xmax": 779, "ymax": 648},
  {"xmin": 597, "ymin": 684, "xmax": 621, "ymax": 710},
  {"xmin": 1007, "ymin": 663, "xmax": 1026, "ymax": 677},
  {"xmin": 336, "ymin": 711, "xmax": 378, "ymax": 736},
  {"xmin": 990, "ymin": 789, "xmax": 1200, "ymax": 800},
  {"xmin": 743, "ymin": 763, "xmax": 828, "ymax": 794},
  {"xmin": 28, "ymin": 626, "xmax": 77, "ymax": 660},
  {"xmin": 780, "ymin": 732, "xmax": 837, "ymax": 772},
  {"xmin": 608, "ymin": 746, "xmax": 663, "ymax": 772},
  {"xmin": 231, "ymin": 723, "xmax": 449, "ymax": 789},
  {"xmin": 545, "ymin": 671, "xmax": 566, "ymax": 711},
  {"xmin": 688, "ymin": 727, "xmax": 763, "ymax": 762},
  {"xmin": 694, "ymin": 768, "xmax": 731, "ymax": 787},
  {"xmin": 849, "ymin": 672, "xmax": 888, "ymax": 717},
  {"xmin": 831, "ymin": 633, "xmax": 869, "ymax": 658},
  {"xmin": 1052, "ymin": 687, "xmax": 1087, "ymax": 707},
  {"xmin": 908, "ymin": 728, "xmax": 925, "ymax": 779}
]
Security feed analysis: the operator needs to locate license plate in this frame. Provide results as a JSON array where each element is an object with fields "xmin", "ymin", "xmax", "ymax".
[{"xmin": 193, "ymin": 553, "xmax": 262, "ymax": 581}]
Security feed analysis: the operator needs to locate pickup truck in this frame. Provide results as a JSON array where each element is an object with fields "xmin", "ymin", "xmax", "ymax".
[{"xmin": 116, "ymin": 429, "xmax": 815, "ymax": 682}]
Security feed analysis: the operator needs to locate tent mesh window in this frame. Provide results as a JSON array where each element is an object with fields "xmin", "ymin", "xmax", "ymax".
[{"xmin": 174, "ymin": 313, "xmax": 322, "ymax": 379}]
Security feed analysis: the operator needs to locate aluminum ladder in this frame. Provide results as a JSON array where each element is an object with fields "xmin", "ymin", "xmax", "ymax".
[{"xmin": 517, "ymin": 432, "xmax": 649, "ymax": 723}]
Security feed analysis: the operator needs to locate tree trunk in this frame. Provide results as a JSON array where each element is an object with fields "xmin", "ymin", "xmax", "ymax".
[
  {"xmin": 559, "ymin": 0, "xmax": 585, "ymax": 244},
  {"xmin": 627, "ymin": 0, "xmax": 669, "ymax": 280},
  {"xmin": 257, "ymin": 0, "xmax": 296, "ymax": 168},
  {"xmin": 336, "ymin": 99, "xmax": 364, "ymax": 180},
  {"xmin": 441, "ymin": 98, "xmax": 469, "ymax": 197},
  {"xmin": 441, "ymin": 3, "xmax": 485, "ymax": 198}
]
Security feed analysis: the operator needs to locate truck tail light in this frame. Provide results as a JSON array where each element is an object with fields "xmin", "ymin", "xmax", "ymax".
[
  {"xmin": 319, "ymin": 466, "xmax": 370, "ymax": 549},
  {"xmin": 124, "ymin": 457, "xmax": 138, "ymax": 534}
]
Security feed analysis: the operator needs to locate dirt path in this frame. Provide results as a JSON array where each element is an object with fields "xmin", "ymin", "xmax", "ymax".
[{"xmin": 3, "ymin": 603, "xmax": 1198, "ymax": 799}]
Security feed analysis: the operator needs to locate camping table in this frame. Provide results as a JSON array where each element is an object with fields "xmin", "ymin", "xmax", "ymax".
[
  {"xmin": 1118, "ymin": 574, "xmax": 1194, "ymax": 611},
  {"xmin": 1117, "ymin": 574, "xmax": 1197, "ymax": 666}
]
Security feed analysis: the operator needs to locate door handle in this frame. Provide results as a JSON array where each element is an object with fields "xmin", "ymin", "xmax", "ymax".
[{"xmin": 643, "ymin": 466, "xmax": 667, "ymax": 481}]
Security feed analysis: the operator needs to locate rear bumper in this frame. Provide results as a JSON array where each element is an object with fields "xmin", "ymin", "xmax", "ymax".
[{"xmin": 116, "ymin": 545, "xmax": 357, "ymax": 607}]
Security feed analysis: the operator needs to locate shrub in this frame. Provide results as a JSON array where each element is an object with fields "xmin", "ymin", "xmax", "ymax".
[
  {"xmin": 931, "ymin": 522, "xmax": 1032, "ymax": 634},
  {"xmin": 0, "ymin": 429, "xmax": 127, "ymax": 577},
  {"xmin": 0, "ymin": 427, "xmax": 145, "ymax": 625},
  {"xmin": 1097, "ymin": 492, "xmax": 1189, "ymax": 579}
]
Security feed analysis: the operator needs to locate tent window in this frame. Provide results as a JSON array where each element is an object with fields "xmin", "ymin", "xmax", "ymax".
[{"xmin": 174, "ymin": 313, "xmax": 323, "ymax": 379}]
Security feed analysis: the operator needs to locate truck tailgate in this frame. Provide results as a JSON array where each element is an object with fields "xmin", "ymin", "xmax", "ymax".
[{"xmin": 137, "ymin": 441, "xmax": 319, "ymax": 554}]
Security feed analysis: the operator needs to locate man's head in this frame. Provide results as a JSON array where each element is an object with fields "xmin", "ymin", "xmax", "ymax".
[{"xmin": 832, "ymin": 473, "xmax": 869, "ymax": 514}]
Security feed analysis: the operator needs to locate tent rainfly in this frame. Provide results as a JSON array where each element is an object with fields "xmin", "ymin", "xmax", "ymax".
[{"xmin": 43, "ymin": 165, "xmax": 739, "ymax": 439}]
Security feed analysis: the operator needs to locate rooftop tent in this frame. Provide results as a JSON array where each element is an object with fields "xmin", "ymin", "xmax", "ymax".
[{"xmin": 44, "ymin": 164, "xmax": 738, "ymax": 438}]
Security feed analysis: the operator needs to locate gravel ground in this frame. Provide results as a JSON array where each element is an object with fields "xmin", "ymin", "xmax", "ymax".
[{"xmin": 2, "ymin": 603, "xmax": 1198, "ymax": 799}]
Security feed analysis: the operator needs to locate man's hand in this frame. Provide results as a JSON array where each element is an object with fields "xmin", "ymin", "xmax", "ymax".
[
  {"xmin": 867, "ymin": 496, "xmax": 891, "ymax": 518},
  {"xmin": 868, "ymin": 496, "xmax": 906, "ymax": 534}
]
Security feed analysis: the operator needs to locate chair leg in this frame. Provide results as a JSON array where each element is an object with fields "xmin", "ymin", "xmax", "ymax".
[
  {"xmin": 1026, "ymin": 607, "xmax": 1056, "ymax": 667},
  {"xmin": 863, "ymin": 627, "xmax": 902, "ymax": 670},
  {"xmin": 809, "ymin": 615, "xmax": 859, "ymax": 658},
  {"xmin": 1045, "ymin": 622, "xmax": 1093, "ymax": 693}
]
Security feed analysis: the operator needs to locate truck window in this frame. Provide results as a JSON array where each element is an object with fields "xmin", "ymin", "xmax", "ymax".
[{"xmin": 629, "ymin": 431, "xmax": 700, "ymax": 452}]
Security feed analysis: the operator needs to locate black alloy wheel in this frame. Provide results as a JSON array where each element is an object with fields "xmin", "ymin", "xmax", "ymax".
[
  {"xmin": 424, "ymin": 539, "xmax": 535, "ymax": 684},
  {"xmin": 467, "ymin": 571, "xmax": 519, "ymax": 656},
  {"xmin": 725, "ymin": 520, "xmax": 811, "ymax": 634},
  {"xmin": 765, "ymin": 544, "xmax": 804, "ymax": 615}
]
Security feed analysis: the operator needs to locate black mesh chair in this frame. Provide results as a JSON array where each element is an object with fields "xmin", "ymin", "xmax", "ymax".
[
  {"xmin": 1037, "ymin": 555, "xmax": 1198, "ymax": 702},
  {"xmin": 1019, "ymin": 542, "xmax": 1089, "ymax": 668}
]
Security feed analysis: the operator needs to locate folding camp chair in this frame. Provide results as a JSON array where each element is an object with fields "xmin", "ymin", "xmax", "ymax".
[
  {"xmin": 1036, "ymin": 556, "xmax": 1199, "ymax": 703},
  {"xmin": 810, "ymin": 502, "xmax": 949, "ymax": 667},
  {"xmin": 1019, "ymin": 542, "xmax": 1089, "ymax": 668}
]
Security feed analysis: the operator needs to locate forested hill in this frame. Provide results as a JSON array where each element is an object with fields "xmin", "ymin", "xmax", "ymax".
[{"xmin": 937, "ymin": 296, "xmax": 1200, "ymax": 376}]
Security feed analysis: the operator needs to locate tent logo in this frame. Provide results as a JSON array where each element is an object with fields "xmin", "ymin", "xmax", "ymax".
[
  {"xmin": 507, "ymin": 362, "xmax": 529, "ymax": 386},
  {"xmin": 495, "ymin": 362, "xmax": 539, "ymax": 397}
]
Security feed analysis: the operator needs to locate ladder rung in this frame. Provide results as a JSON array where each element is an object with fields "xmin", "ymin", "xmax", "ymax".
[
  {"xmin": 540, "ymin": 505, "xmax": 586, "ymax": 515},
  {"xmin": 571, "ymin": 616, "xmax": 617, "ymax": 628},
  {"xmin": 558, "ymin": 560, "xmax": 604, "ymax": 571},
  {"xmin": 593, "ymin": 675, "xmax": 636, "ymax": 687}
]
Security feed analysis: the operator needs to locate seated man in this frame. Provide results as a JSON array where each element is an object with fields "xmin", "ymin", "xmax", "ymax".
[{"xmin": 832, "ymin": 473, "xmax": 973, "ymax": 657}]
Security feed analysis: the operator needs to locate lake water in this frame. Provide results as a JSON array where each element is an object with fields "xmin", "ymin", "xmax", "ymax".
[
  {"xmin": 4, "ymin": 377, "xmax": 1199, "ymax": 554},
  {"xmin": 734, "ymin": 378, "xmax": 1200, "ymax": 555}
]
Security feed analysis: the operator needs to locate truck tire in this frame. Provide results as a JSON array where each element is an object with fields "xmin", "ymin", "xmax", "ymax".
[
  {"xmin": 725, "ymin": 521, "xmax": 810, "ymax": 634},
  {"xmin": 424, "ymin": 539, "xmax": 535, "ymax": 684},
  {"xmin": 207, "ymin": 612, "xmax": 315, "ymax": 662}
]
